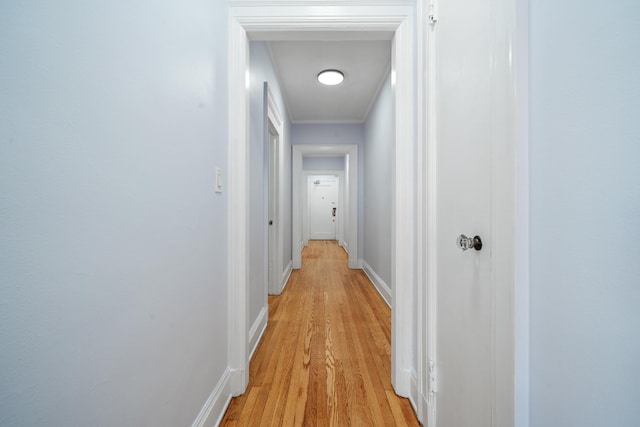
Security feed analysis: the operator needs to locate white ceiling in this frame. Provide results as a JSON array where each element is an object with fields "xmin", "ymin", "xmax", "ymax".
[{"xmin": 267, "ymin": 40, "xmax": 392, "ymax": 124}]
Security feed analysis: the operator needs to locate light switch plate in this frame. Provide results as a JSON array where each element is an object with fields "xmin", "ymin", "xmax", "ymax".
[{"xmin": 215, "ymin": 167, "xmax": 223, "ymax": 193}]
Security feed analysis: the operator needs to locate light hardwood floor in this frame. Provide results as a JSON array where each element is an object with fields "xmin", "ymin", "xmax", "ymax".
[{"xmin": 221, "ymin": 240, "xmax": 420, "ymax": 426}]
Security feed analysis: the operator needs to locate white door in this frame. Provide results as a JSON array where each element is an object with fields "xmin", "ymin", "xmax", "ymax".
[
  {"xmin": 308, "ymin": 176, "xmax": 338, "ymax": 240},
  {"xmin": 430, "ymin": 0, "xmax": 514, "ymax": 424},
  {"xmin": 268, "ymin": 127, "xmax": 278, "ymax": 294}
]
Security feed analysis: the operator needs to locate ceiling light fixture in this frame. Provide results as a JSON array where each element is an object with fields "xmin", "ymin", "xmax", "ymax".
[{"xmin": 317, "ymin": 69, "xmax": 344, "ymax": 86}]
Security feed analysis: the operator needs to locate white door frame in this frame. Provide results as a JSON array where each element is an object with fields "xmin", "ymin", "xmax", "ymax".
[
  {"xmin": 302, "ymin": 170, "xmax": 345, "ymax": 248},
  {"xmin": 266, "ymin": 84, "xmax": 285, "ymax": 295},
  {"xmin": 228, "ymin": 1, "xmax": 417, "ymax": 403}
]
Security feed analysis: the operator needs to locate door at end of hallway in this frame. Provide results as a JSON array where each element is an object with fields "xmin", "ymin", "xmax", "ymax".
[{"xmin": 308, "ymin": 175, "xmax": 339, "ymax": 240}]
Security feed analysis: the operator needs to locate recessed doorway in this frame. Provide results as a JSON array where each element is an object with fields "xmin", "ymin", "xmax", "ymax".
[{"xmin": 228, "ymin": 3, "xmax": 417, "ymax": 419}]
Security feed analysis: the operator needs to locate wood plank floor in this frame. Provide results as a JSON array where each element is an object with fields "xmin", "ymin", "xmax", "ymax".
[{"xmin": 221, "ymin": 240, "xmax": 420, "ymax": 426}]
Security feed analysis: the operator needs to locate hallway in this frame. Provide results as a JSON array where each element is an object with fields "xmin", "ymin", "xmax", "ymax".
[{"xmin": 221, "ymin": 241, "xmax": 419, "ymax": 426}]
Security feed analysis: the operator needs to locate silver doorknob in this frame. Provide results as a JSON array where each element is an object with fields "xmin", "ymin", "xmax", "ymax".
[{"xmin": 457, "ymin": 234, "xmax": 483, "ymax": 251}]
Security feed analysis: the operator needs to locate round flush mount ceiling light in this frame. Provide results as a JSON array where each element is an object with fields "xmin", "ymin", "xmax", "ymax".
[{"xmin": 317, "ymin": 69, "xmax": 344, "ymax": 86}]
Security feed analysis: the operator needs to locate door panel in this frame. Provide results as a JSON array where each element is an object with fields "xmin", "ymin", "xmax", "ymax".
[
  {"xmin": 268, "ymin": 129, "xmax": 278, "ymax": 294},
  {"xmin": 435, "ymin": 0, "xmax": 493, "ymax": 424},
  {"xmin": 308, "ymin": 176, "xmax": 338, "ymax": 240}
]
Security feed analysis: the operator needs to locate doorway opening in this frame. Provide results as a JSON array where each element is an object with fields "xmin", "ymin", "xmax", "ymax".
[
  {"xmin": 293, "ymin": 145, "xmax": 358, "ymax": 269},
  {"xmin": 228, "ymin": 4, "xmax": 417, "ymax": 417},
  {"xmin": 266, "ymin": 84, "xmax": 285, "ymax": 296}
]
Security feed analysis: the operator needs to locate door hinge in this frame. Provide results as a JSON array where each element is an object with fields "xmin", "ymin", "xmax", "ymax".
[
  {"xmin": 428, "ymin": 359, "xmax": 438, "ymax": 394},
  {"xmin": 428, "ymin": 0, "xmax": 438, "ymax": 25}
]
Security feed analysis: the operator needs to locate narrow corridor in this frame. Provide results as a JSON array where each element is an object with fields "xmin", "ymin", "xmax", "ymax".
[{"xmin": 221, "ymin": 241, "xmax": 419, "ymax": 426}]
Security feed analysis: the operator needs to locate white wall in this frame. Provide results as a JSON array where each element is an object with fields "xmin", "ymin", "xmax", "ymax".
[
  {"xmin": 0, "ymin": 1, "xmax": 230, "ymax": 426},
  {"xmin": 529, "ymin": 0, "xmax": 640, "ymax": 425},
  {"xmin": 292, "ymin": 124, "xmax": 365, "ymax": 260},
  {"xmin": 248, "ymin": 41, "xmax": 292, "ymax": 334},
  {"xmin": 363, "ymin": 72, "xmax": 393, "ymax": 291}
]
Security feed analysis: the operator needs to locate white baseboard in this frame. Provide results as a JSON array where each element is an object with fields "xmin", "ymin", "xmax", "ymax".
[
  {"xmin": 394, "ymin": 367, "xmax": 413, "ymax": 399},
  {"xmin": 362, "ymin": 261, "xmax": 391, "ymax": 307},
  {"xmin": 409, "ymin": 368, "xmax": 428, "ymax": 424},
  {"xmin": 191, "ymin": 368, "xmax": 232, "ymax": 427},
  {"xmin": 293, "ymin": 242, "xmax": 304, "ymax": 269},
  {"xmin": 279, "ymin": 260, "xmax": 292, "ymax": 293},
  {"xmin": 419, "ymin": 390, "xmax": 429, "ymax": 426},
  {"xmin": 229, "ymin": 368, "xmax": 247, "ymax": 397},
  {"xmin": 270, "ymin": 260, "xmax": 293, "ymax": 295},
  {"xmin": 248, "ymin": 261, "xmax": 291, "ymax": 364},
  {"xmin": 409, "ymin": 369, "xmax": 418, "ymax": 415},
  {"xmin": 249, "ymin": 306, "xmax": 268, "ymax": 361}
]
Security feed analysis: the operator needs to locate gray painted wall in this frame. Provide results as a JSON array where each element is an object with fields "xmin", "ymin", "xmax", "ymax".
[
  {"xmin": 292, "ymin": 124, "xmax": 365, "ymax": 261},
  {"xmin": 363, "ymin": 72, "xmax": 392, "ymax": 288},
  {"xmin": 529, "ymin": 0, "xmax": 640, "ymax": 425},
  {"xmin": 248, "ymin": 41, "xmax": 292, "ymax": 324},
  {"xmin": 7, "ymin": 2, "xmax": 637, "ymax": 425},
  {"xmin": 0, "ymin": 1, "xmax": 229, "ymax": 425},
  {"xmin": 303, "ymin": 156, "xmax": 345, "ymax": 171}
]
